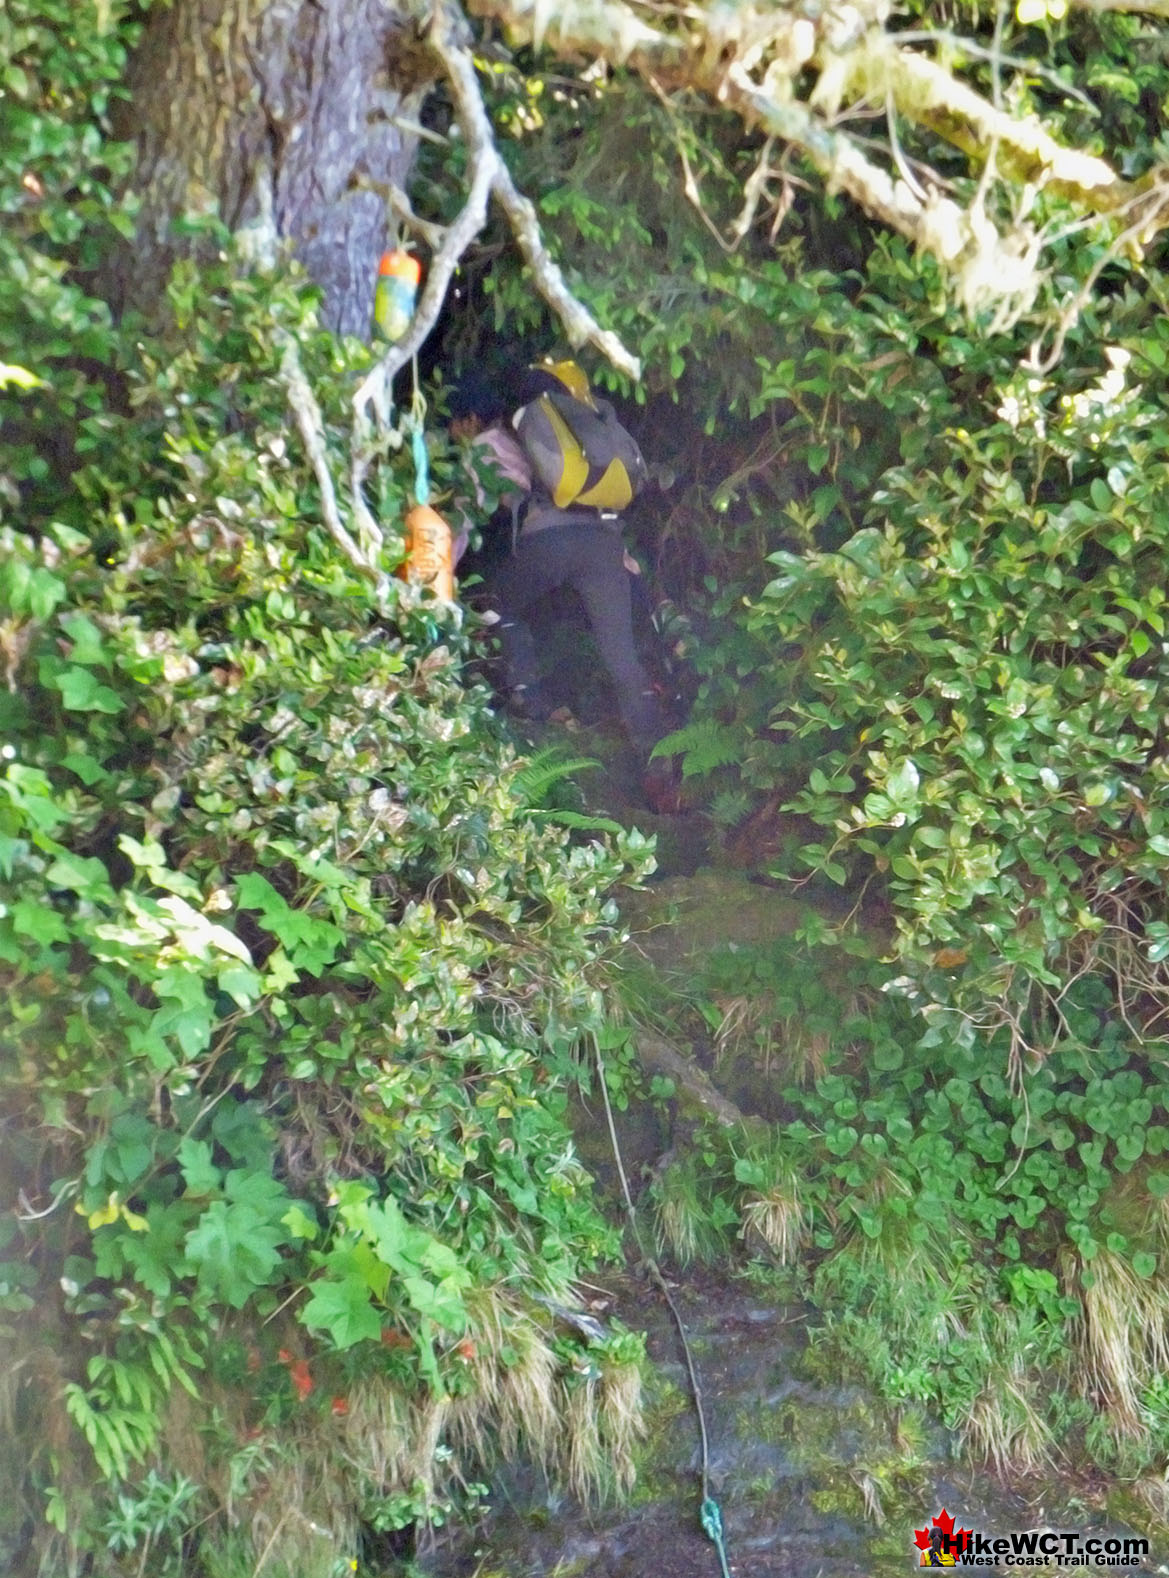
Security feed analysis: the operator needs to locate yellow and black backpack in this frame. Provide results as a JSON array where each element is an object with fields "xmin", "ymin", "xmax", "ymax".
[{"xmin": 514, "ymin": 360, "xmax": 647, "ymax": 513}]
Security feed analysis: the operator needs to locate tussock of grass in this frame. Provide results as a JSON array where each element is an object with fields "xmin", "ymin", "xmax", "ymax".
[
  {"xmin": 851, "ymin": 1468, "xmax": 885, "ymax": 1525},
  {"xmin": 598, "ymin": 1356, "xmax": 644, "ymax": 1493},
  {"xmin": 447, "ymin": 1289, "xmax": 559, "ymax": 1463},
  {"xmin": 739, "ymin": 1171, "xmax": 808, "ymax": 1263},
  {"xmin": 243, "ymin": 1458, "xmax": 357, "ymax": 1578},
  {"xmin": 813, "ymin": 1213, "xmax": 1067, "ymax": 1477},
  {"xmin": 564, "ymin": 1375, "xmax": 605, "ymax": 1502},
  {"xmin": 712, "ymin": 993, "xmax": 830, "ymax": 1084},
  {"xmin": 650, "ymin": 1153, "xmax": 737, "ymax": 1265},
  {"xmin": 959, "ymin": 1370, "xmax": 1054, "ymax": 1475},
  {"xmin": 1070, "ymin": 1247, "xmax": 1169, "ymax": 1437},
  {"xmin": 562, "ymin": 1358, "xmax": 643, "ymax": 1501},
  {"xmin": 448, "ymin": 1287, "xmax": 643, "ymax": 1502},
  {"xmin": 13, "ymin": 1281, "xmax": 643, "ymax": 1578}
]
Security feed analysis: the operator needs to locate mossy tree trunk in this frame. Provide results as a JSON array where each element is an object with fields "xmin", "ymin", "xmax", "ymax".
[{"xmin": 120, "ymin": 0, "xmax": 433, "ymax": 335}]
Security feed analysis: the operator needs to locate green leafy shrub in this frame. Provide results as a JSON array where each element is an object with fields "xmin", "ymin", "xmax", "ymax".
[
  {"xmin": 748, "ymin": 311, "xmax": 1169, "ymax": 1046},
  {"xmin": 1, "ymin": 217, "xmax": 655, "ymax": 1575},
  {"xmin": 658, "ymin": 930, "xmax": 1169, "ymax": 1476},
  {"xmin": 0, "ymin": 0, "xmax": 139, "ymax": 523}
]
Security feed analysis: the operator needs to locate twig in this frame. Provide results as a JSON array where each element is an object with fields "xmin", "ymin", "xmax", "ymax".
[
  {"xmin": 251, "ymin": 1509, "xmax": 291, "ymax": 1578},
  {"xmin": 386, "ymin": 182, "xmax": 450, "ymax": 250},
  {"xmin": 885, "ymin": 90, "xmax": 928, "ymax": 204},
  {"xmin": 729, "ymin": 135, "xmax": 777, "ymax": 247},
  {"xmin": 648, "ymin": 73, "xmax": 735, "ymax": 255}
]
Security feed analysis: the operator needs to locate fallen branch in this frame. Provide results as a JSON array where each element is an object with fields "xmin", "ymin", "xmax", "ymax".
[{"xmin": 634, "ymin": 1029, "xmax": 751, "ymax": 1128}]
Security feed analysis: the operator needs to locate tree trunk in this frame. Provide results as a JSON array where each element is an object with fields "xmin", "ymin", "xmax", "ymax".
[{"xmin": 121, "ymin": 0, "xmax": 434, "ymax": 337}]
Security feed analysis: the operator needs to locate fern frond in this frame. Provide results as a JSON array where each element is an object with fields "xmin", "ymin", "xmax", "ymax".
[
  {"xmin": 709, "ymin": 788, "xmax": 753, "ymax": 828},
  {"xmin": 513, "ymin": 747, "xmax": 601, "ymax": 808},
  {"xmin": 653, "ymin": 719, "xmax": 742, "ymax": 779}
]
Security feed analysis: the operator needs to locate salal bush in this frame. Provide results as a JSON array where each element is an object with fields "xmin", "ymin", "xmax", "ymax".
[
  {"xmin": 1, "ymin": 257, "xmax": 652, "ymax": 1571},
  {"xmin": 754, "ymin": 316, "xmax": 1169, "ymax": 1053}
]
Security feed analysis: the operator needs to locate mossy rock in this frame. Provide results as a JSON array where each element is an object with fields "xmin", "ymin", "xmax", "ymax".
[{"xmin": 620, "ymin": 868, "xmax": 814, "ymax": 974}]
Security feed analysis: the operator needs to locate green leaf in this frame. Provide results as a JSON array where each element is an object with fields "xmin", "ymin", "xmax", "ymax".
[
  {"xmin": 178, "ymin": 1138, "xmax": 221, "ymax": 1197},
  {"xmin": 50, "ymin": 665, "xmax": 124, "ymax": 713},
  {"xmin": 283, "ymin": 1205, "xmax": 319, "ymax": 1241},
  {"xmin": 825, "ymin": 1125, "xmax": 858, "ymax": 1157},
  {"xmin": 184, "ymin": 1201, "xmax": 285, "ymax": 1307},
  {"xmin": 301, "ymin": 1276, "xmax": 384, "ymax": 1349},
  {"xmin": 886, "ymin": 758, "xmax": 920, "ymax": 804},
  {"xmin": 235, "ymin": 873, "xmax": 342, "ymax": 973},
  {"xmin": 12, "ymin": 898, "xmax": 70, "ymax": 945}
]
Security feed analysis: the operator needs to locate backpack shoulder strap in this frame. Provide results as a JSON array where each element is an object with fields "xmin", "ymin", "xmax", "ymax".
[
  {"xmin": 544, "ymin": 391, "xmax": 647, "ymax": 510},
  {"xmin": 514, "ymin": 394, "xmax": 590, "ymax": 509}
]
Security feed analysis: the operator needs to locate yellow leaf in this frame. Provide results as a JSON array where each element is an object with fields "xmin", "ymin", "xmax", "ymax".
[
  {"xmin": 87, "ymin": 1194, "xmax": 121, "ymax": 1230},
  {"xmin": 0, "ymin": 361, "xmax": 45, "ymax": 391},
  {"xmin": 120, "ymin": 1206, "xmax": 150, "ymax": 1233}
]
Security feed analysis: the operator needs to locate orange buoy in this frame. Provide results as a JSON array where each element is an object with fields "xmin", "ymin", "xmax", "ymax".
[{"xmin": 398, "ymin": 504, "xmax": 454, "ymax": 601}]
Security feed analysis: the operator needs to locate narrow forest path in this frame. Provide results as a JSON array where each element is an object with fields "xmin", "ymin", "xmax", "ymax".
[{"xmin": 427, "ymin": 725, "xmax": 1165, "ymax": 1578}]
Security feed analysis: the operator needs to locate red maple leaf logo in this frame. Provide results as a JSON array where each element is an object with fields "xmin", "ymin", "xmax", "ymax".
[{"xmin": 913, "ymin": 1507, "xmax": 972, "ymax": 1554}]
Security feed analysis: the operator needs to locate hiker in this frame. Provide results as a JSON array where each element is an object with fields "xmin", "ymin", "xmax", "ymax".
[{"xmin": 450, "ymin": 361, "xmax": 680, "ymax": 813}]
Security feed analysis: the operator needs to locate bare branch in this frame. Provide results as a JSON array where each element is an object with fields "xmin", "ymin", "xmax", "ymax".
[
  {"xmin": 490, "ymin": 160, "xmax": 642, "ymax": 375},
  {"xmin": 386, "ymin": 182, "xmax": 449, "ymax": 251},
  {"xmin": 729, "ymin": 135, "xmax": 777, "ymax": 248},
  {"xmin": 351, "ymin": 33, "xmax": 497, "ymax": 426},
  {"xmin": 470, "ymin": 0, "xmax": 1169, "ymax": 323},
  {"xmin": 353, "ymin": 1, "xmax": 642, "ymax": 432}
]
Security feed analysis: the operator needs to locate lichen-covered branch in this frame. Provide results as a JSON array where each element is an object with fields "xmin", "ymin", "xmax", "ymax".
[
  {"xmin": 1070, "ymin": 0, "xmax": 1169, "ymax": 12},
  {"xmin": 844, "ymin": 37, "xmax": 1127, "ymax": 209},
  {"xmin": 353, "ymin": 1, "xmax": 641, "ymax": 434},
  {"xmin": 280, "ymin": 334, "xmax": 391, "ymax": 599},
  {"xmin": 469, "ymin": 0, "xmax": 1169, "ymax": 319}
]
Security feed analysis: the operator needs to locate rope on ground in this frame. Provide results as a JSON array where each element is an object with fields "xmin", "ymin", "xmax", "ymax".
[{"xmin": 594, "ymin": 1036, "xmax": 735, "ymax": 1578}]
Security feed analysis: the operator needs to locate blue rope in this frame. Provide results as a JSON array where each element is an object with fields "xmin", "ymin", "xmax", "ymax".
[
  {"xmin": 407, "ymin": 354, "xmax": 430, "ymax": 507},
  {"xmin": 410, "ymin": 419, "xmax": 429, "ymax": 507},
  {"xmin": 701, "ymin": 1496, "xmax": 733, "ymax": 1578}
]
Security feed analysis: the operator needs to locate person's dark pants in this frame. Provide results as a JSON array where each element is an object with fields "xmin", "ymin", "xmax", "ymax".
[{"xmin": 487, "ymin": 523, "xmax": 667, "ymax": 755}]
